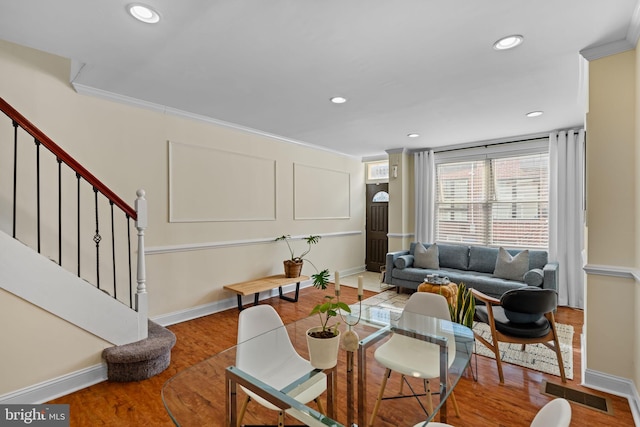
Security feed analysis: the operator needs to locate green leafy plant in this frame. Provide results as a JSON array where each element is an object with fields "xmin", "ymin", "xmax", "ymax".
[
  {"xmin": 275, "ymin": 234, "xmax": 321, "ymax": 262},
  {"xmin": 309, "ymin": 295, "xmax": 352, "ymax": 338},
  {"xmin": 446, "ymin": 282, "xmax": 475, "ymax": 328},
  {"xmin": 275, "ymin": 234, "xmax": 330, "ymax": 289}
]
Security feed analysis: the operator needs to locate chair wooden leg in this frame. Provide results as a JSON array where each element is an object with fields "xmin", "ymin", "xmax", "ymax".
[
  {"xmin": 369, "ymin": 368, "xmax": 391, "ymax": 427},
  {"xmin": 399, "ymin": 374, "xmax": 405, "ymax": 394},
  {"xmin": 449, "ymin": 390, "xmax": 460, "ymax": 417},
  {"xmin": 237, "ymin": 395, "xmax": 250, "ymax": 427},
  {"xmin": 277, "ymin": 411, "xmax": 284, "ymax": 427},
  {"xmin": 424, "ymin": 379, "xmax": 434, "ymax": 415},
  {"xmin": 474, "ymin": 332, "xmax": 504, "ymax": 383},
  {"xmin": 315, "ymin": 397, "xmax": 325, "ymax": 415},
  {"xmin": 548, "ymin": 315, "xmax": 567, "ymax": 383}
]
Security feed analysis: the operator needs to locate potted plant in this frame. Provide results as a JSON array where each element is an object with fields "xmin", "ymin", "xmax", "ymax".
[
  {"xmin": 306, "ymin": 295, "xmax": 351, "ymax": 369},
  {"xmin": 447, "ymin": 282, "xmax": 475, "ymax": 328},
  {"xmin": 274, "ymin": 234, "xmax": 330, "ymax": 289}
]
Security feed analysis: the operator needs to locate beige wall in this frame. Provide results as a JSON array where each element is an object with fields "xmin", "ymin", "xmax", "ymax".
[
  {"xmin": 386, "ymin": 149, "xmax": 414, "ymax": 251},
  {"xmin": 0, "ymin": 40, "xmax": 365, "ymax": 395},
  {"xmin": 585, "ymin": 49, "xmax": 638, "ymax": 380}
]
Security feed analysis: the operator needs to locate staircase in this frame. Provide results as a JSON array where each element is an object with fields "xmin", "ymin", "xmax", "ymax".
[{"xmin": 0, "ymin": 97, "xmax": 174, "ymax": 395}]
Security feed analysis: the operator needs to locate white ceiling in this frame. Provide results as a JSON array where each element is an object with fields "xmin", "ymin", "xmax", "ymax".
[{"xmin": 0, "ymin": 1, "xmax": 638, "ymax": 158}]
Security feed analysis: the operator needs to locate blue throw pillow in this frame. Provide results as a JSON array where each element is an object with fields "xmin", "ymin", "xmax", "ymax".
[
  {"xmin": 523, "ymin": 268, "xmax": 544, "ymax": 286},
  {"xmin": 394, "ymin": 255, "xmax": 414, "ymax": 269}
]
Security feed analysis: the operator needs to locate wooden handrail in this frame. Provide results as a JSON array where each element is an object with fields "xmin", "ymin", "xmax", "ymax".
[{"xmin": 0, "ymin": 97, "xmax": 136, "ymax": 219}]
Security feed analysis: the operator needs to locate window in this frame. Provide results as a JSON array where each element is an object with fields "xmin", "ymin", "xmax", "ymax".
[
  {"xmin": 435, "ymin": 152, "xmax": 549, "ymax": 249},
  {"xmin": 372, "ymin": 191, "xmax": 389, "ymax": 202},
  {"xmin": 366, "ymin": 161, "xmax": 389, "ymax": 183}
]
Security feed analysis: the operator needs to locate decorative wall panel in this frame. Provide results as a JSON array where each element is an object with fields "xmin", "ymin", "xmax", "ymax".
[
  {"xmin": 169, "ymin": 141, "xmax": 276, "ymax": 222},
  {"xmin": 293, "ymin": 163, "xmax": 350, "ymax": 219}
]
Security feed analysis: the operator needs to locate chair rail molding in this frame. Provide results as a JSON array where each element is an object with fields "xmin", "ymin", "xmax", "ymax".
[
  {"xmin": 145, "ymin": 231, "xmax": 362, "ymax": 255},
  {"xmin": 386, "ymin": 233, "xmax": 415, "ymax": 239},
  {"xmin": 583, "ymin": 264, "xmax": 640, "ymax": 282}
]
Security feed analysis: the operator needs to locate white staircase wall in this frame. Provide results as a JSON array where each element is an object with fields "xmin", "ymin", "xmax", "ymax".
[{"xmin": 0, "ymin": 230, "xmax": 141, "ymax": 345}]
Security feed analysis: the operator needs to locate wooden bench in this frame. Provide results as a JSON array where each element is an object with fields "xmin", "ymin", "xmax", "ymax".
[{"xmin": 223, "ymin": 274, "xmax": 309, "ymax": 310}]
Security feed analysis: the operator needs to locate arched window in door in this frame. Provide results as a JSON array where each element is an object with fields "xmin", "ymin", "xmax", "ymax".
[{"xmin": 372, "ymin": 191, "xmax": 389, "ymax": 202}]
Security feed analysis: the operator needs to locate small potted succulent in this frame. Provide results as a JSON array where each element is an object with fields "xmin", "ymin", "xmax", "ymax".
[{"xmin": 306, "ymin": 295, "xmax": 351, "ymax": 369}]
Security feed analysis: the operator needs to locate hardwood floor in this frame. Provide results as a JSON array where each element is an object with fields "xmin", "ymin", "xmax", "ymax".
[{"xmin": 48, "ymin": 285, "xmax": 634, "ymax": 426}]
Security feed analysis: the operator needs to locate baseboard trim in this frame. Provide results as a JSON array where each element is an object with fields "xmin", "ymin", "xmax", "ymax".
[
  {"xmin": 340, "ymin": 266, "xmax": 366, "ymax": 278},
  {"xmin": 0, "ymin": 364, "xmax": 107, "ymax": 404},
  {"xmin": 583, "ymin": 368, "xmax": 640, "ymax": 425}
]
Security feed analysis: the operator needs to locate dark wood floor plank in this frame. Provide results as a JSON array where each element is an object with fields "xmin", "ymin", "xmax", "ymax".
[{"xmin": 48, "ymin": 285, "xmax": 633, "ymax": 426}]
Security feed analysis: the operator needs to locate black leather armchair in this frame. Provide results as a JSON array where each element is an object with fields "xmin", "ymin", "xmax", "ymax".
[{"xmin": 472, "ymin": 287, "xmax": 566, "ymax": 384}]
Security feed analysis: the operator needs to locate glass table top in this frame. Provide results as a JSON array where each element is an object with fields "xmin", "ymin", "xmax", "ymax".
[{"xmin": 162, "ymin": 300, "xmax": 474, "ymax": 427}]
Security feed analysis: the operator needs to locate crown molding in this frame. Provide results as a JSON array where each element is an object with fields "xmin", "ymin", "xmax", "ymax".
[
  {"xmin": 627, "ymin": 0, "xmax": 640, "ymax": 46},
  {"xmin": 580, "ymin": 39, "xmax": 635, "ymax": 61},
  {"xmin": 70, "ymin": 82, "xmax": 360, "ymax": 160},
  {"xmin": 580, "ymin": 0, "xmax": 640, "ymax": 61}
]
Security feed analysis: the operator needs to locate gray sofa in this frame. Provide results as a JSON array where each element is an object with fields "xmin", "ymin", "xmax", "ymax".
[{"xmin": 384, "ymin": 242, "xmax": 558, "ymax": 299}]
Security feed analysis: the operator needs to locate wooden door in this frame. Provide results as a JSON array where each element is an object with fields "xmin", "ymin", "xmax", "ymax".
[{"xmin": 366, "ymin": 183, "xmax": 389, "ymax": 272}]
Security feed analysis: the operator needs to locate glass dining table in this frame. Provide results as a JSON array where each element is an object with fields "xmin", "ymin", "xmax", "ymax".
[{"xmin": 162, "ymin": 300, "xmax": 474, "ymax": 427}]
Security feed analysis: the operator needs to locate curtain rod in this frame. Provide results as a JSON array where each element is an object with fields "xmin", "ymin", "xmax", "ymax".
[{"xmin": 409, "ymin": 128, "xmax": 583, "ymax": 155}]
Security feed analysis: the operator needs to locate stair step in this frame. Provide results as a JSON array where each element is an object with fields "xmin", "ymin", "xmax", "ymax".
[{"xmin": 102, "ymin": 320, "xmax": 176, "ymax": 382}]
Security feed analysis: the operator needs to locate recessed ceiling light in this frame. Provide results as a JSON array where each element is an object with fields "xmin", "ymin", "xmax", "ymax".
[
  {"xmin": 407, "ymin": 133, "xmax": 420, "ymax": 138},
  {"xmin": 128, "ymin": 4, "xmax": 160, "ymax": 24},
  {"xmin": 493, "ymin": 35, "xmax": 524, "ymax": 50},
  {"xmin": 330, "ymin": 96, "xmax": 347, "ymax": 104},
  {"xmin": 526, "ymin": 111, "xmax": 544, "ymax": 118}
]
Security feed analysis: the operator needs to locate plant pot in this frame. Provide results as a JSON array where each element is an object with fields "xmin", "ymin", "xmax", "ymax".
[
  {"xmin": 283, "ymin": 259, "xmax": 303, "ymax": 278},
  {"xmin": 306, "ymin": 326, "xmax": 341, "ymax": 369}
]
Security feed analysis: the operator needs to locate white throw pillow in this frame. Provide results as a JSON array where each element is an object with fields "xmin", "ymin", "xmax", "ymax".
[
  {"xmin": 414, "ymin": 243, "xmax": 439, "ymax": 269},
  {"xmin": 493, "ymin": 247, "xmax": 529, "ymax": 281}
]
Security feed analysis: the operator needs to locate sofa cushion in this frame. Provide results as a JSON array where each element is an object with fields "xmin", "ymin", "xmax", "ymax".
[
  {"xmin": 527, "ymin": 250, "xmax": 549, "ymax": 270},
  {"xmin": 493, "ymin": 247, "xmax": 529, "ymax": 281},
  {"xmin": 414, "ymin": 243, "xmax": 439, "ymax": 269},
  {"xmin": 523, "ymin": 268, "xmax": 544, "ymax": 287},
  {"xmin": 438, "ymin": 244, "xmax": 469, "ymax": 270},
  {"xmin": 468, "ymin": 246, "xmax": 499, "ymax": 273}
]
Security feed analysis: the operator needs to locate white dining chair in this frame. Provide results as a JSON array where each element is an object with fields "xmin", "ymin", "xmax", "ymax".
[
  {"xmin": 530, "ymin": 398, "xmax": 572, "ymax": 427},
  {"xmin": 369, "ymin": 292, "xmax": 460, "ymax": 426},
  {"xmin": 236, "ymin": 304, "xmax": 327, "ymax": 426},
  {"xmin": 412, "ymin": 398, "xmax": 571, "ymax": 427}
]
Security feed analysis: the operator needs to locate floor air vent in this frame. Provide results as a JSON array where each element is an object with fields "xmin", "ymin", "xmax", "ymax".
[{"xmin": 541, "ymin": 380, "xmax": 613, "ymax": 415}]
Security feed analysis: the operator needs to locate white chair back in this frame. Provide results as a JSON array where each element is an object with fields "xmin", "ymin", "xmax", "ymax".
[
  {"xmin": 404, "ymin": 292, "xmax": 452, "ymax": 320},
  {"xmin": 236, "ymin": 305, "xmax": 299, "ymax": 379},
  {"xmin": 530, "ymin": 398, "xmax": 572, "ymax": 427}
]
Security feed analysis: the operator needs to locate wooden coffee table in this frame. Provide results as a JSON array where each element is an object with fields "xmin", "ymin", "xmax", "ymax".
[{"xmin": 223, "ymin": 274, "xmax": 309, "ymax": 310}]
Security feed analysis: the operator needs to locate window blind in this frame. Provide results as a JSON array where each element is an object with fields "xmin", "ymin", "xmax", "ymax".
[{"xmin": 435, "ymin": 152, "xmax": 549, "ymax": 249}]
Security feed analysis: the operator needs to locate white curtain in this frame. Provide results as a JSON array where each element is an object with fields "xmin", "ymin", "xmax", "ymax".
[
  {"xmin": 549, "ymin": 129, "xmax": 586, "ymax": 308},
  {"xmin": 414, "ymin": 150, "xmax": 435, "ymax": 243}
]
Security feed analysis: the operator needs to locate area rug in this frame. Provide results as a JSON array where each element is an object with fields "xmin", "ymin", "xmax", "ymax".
[
  {"xmin": 360, "ymin": 290, "xmax": 574, "ymax": 379},
  {"xmin": 473, "ymin": 321, "xmax": 574, "ymax": 380}
]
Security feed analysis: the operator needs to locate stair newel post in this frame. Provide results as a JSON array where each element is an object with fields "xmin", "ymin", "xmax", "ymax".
[{"xmin": 135, "ymin": 189, "xmax": 148, "ymax": 339}]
